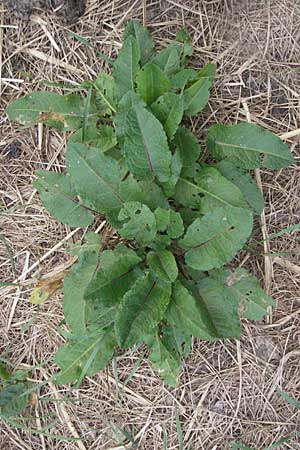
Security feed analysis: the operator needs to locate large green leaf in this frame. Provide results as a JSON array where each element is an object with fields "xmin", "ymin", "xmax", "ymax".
[
  {"xmin": 198, "ymin": 268, "xmax": 274, "ymax": 337},
  {"xmin": 216, "ymin": 161, "xmax": 264, "ymax": 214},
  {"xmin": 165, "ymin": 281, "xmax": 217, "ymax": 340},
  {"xmin": 67, "ymin": 143, "xmax": 142, "ymax": 214},
  {"xmin": 122, "ymin": 104, "xmax": 172, "ymax": 182},
  {"xmin": 175, "ymin": 167, "xmax": 249, "ymax": 213},
  {"xmin": 183, "ymin": 64, "xmax": 216, "ymax": 116},
  {"xmin": 55, "ymin": 327, "xmax": 116, "ymax": 385},
  {"xmin": 85, "ymin": 245, "xmax": 141, "ymax": 306},
  {"xmin": 118, "ymin": 202, "xmax": 157, "ymax": 245},
  {"xmin": 151, "ymin": 93, "xmax": 184, "ymax": 140},
  {"xmin": 173, "ymin": 127, "xmax": 201, "ymax": 177},
  {"xmin": 152, "ymin": 43, "xmax": 181, "ymax": 77},
  {"xmin": 0, "ymin": 383, "xmax": 29, "ymax": 416},
  {"xmin": 6, "ymin": 92, "xmax": 84, "ymax": 131},
  {"xmin": 63, "ymin": 234, "xmax": 101, "ymax": 334},
  {"xmin": 147, "ymin": 334, "xmax": 182, "ymax": 387},
  {"xmin": 70, "ymin": 123, "xmax": 117, "ymax": 152},
  {"xmin": 147, "ymin": 250, "xmax": 178, "ymax": 282},
  {"xmin": 179, "ymin": 207, "xmax": 253, "ymax": 271},
  {"xmin": 113, "ymin": 35, "xmax": 140, "ymax": 98},
  {"xmin": 124, "ymin": 20, "xmax": 155, "ymax": 65},
  {"xmin": 94, "ymin": 73, "xmax": 117, "ymax": 115},
  {"xmin": 136, "ymin": 63, "xmax": 170, "ymax": 105},
  {"xmin": 154, "ymin": 208, "xmax": 184, "ymax": 239},
  {"xmin": 115, "ymin": 274, "xmax": 171, "ymax": 348},
  {"xmin": 34, "ymin": 170, "xmax": 93, "ymax": 227},
  {"xmin": 207, "ymin": 123, "xmax": 293, "ymax": 169},
  {"xmin": 171, "ymin": 68, "xmax": 198, "ymax": 90}
]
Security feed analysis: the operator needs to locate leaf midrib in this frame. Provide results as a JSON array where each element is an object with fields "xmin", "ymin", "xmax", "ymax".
[
  {"xmin": 179, "ymin": 178, "xmax": 233, "ymax": 208},
  {"xmin": 215, "ymin": 140, "xmax": 289, "ymax": 160}
]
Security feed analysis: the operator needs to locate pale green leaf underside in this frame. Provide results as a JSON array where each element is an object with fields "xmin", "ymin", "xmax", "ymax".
[
  {"xmin": 34, "ymin": 170, "xmax": 93, "ymax": 227},
  {"xmin": 207, "ymin": 123, "xmax": 293, "ymax": 169},
  {"xmin": 180, "ymin": 207, "xmax": 253, "ymax": 271},
  {"xmin": 115, "ymin": 274, "xmax": 171, "ymax": 348}
]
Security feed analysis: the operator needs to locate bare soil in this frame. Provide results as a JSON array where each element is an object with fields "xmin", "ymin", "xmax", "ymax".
[{"xmin": 2, "ymin": 0, "xmax": 86, "ymax": 22}]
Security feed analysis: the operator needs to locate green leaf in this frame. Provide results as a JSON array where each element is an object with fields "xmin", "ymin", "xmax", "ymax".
[
  {"xmin": 161, "ymin": 322, "xmax": 192, "ymax": 358},
  {"xmin": 85, "ymin": 245, "xmax": 141, "ymax": 306},
  {"xmin": 115, "ymin": 273, "xmax": 171, "ymax": 348},
  {"xmin": 118, "ymin": 202, "xmax": 157, "ymax": 245},
  {"xmin": 63, "ymin": 234, "xmax": 101, "ymax": 334},
  {"xmin": 114, "ymin": 35, "xmax": 140, "ymax": 98},
  {"xmin": 216, "ymin": 161, "xmax": 264, "ymax": 215},
  {"xmin": 124, "ymin": 20, "xmax": 155, "ymax": 66},
  {"xmin": 151, "ymin": 93, "xmax": 184, "ymax": 140},
  {"xmin": 179, "ymin": 207, "xmax": 253, "ymax": 271},
  {"xmin": 122, "ymin": 104, "xmax": 172, "ymax": 182},
  {"xmin": 70, "ymin": 123, "xmax": 117, "ymax": 152},
  {"xmin": 147, "ymin": 250, "xmax": 178, "ymax": 282},
  {"xmin": 173, "ymin": 127, "xmax": 201, "ymax": 177},
  {"xmin": 207, "ymin": 123, "xmax": 293, "ymax": 169},
  {"xmin": 0, "ymin": 383, "xmax": 29, "ymax": 416},
  {"xmin": 54, "ymin": 327, "xmax": 116, "ymax": 385},
  {"xmin": 67, "ymin": 143, "xmax": 141, "ymax": 214},
  {"xmin": 171, "ymin": 69, "xmax": 198, "ymax": 90},
  {"xmin": 176, "ymin": 28, "xmax": 193, "ymax": 63},
  {"xmin": 136, "ymin": 63, "xmax": 170, "ymax": 105},
  {"xmin": 153, "ymin": 43, "xmax": 181, "ymax": 76},
  {"xmin": 175, "ymin": 167, "xmax": 249, "ymax": 213},
  {"xmin": 34, "ymin": 170, "xmax": 94, "ymax": 227},
  {"xmin": 184, "ymin": 64, "xmax": 216, "ymax": 116},
  {"xmin": 160, "ymin": 150, "xmax": 182, "ymax": 197},
  {"xmin": 94, "ymin": 73, "xmax": 117, "ymax": 114},
  {"xmin": 154, "ymin": 208, "xmax": 184, "ymax": 239},
  {"xmin": 197, "ymin": 268, "xmax": 274, "ymax": 337},
  {"xmin": 166, "ymin": 281, "xmax": 217, "ymax": 340},
  {"xmin": 6, "ymin": 92, "xmax": 84, "ymax": 131},
  {"xmin": 147, "ymin": 334, "xmax": 182, "ymax": 387}
]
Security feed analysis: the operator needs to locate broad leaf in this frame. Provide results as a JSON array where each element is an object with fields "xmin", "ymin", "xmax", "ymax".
[
  {"xmin": 6, "ymin": 92, "xmax": 84, "ymax": 131},
  {"xmin": 161, "ymin": 322, "xmax": 192, "ymax": 358},
  {"xmin": 175, "ymin": 28, "xmax": 193, "ymax": 63},
  {"xmin": 136, "ymin": 63, "xmax": 170, "ymax": 105},
  {"xmin": 151, "ymin": 93, "xmax": 184, "ymax": 140},
  {"xmin": 175, "ymin": 167, "xmax": 249, "ymax": 213},
  {"xmin": 147, "ymin": 250, "xmax": 178, "ymax": 282},
  {"xmin": 94, "ymin": 73, "xmax": 117, "ymax": 115},
  {"xmin": 152, "ymin": 43, "xmax": 181, "ymax": 76},
  {"xmin": 171, "ymin": 68, "xmax": 198, "ymax": 90},
  {"xmin": 179, "ymin": 207, "xmax": 253, "ymax": 271},
  {"xmin": 207, "ymin": 123, "xmax": 293, "ymax": 169},
  {"xmin": 160, "ymin": 150, "xmax": 182, "ymax": 197},
  {"xmin": 63, "ymin": 234, "xmax": 101, "ymax": 334},
  {"xmin": 0, "ymin": 383, "xmax": 29, "ymax": 416},
  {"xmin": 70, "ymin": 123, "xmax": 117, "ymax": 152},
  {"xmin": 114, "ymin": 35, "xmax": 140, "ymax": 98},
  {"xmin": 198, "ymin": 268, "xmax": 274, "ymax": 337},
  {"xmin": 147, "ymin": 334, "xmax": 182, "ymax": 387},
  {"xmin": 122, "ymin": 104, "xmax": 172, "ymax": 182},
  {"xmin": 55, "ymin": 327, "xmax": 116, "ymax": 385},
  {"xmin": 173, "ymin": 127, "xmax": 201, "ymax": 177},
  {"xmin": 154, "ymin": 208, "xmax": 184, "ymax": 239},
  {"xmin": 67, "ymin": 143, "xmax": 141, "ymax": 214},
  {"xmin": 115, "ymin": 274, "xmax": 171, "ymax": 348},
  {"xmin": 216, "ymin": 161, "xmax": 264, "ymax": 214},
  {"xmin": 34, "ymin": 170, "xmax": 93, "ymax": 227},
  {"xmin": 184, "ymin": 64, "xmax": 216, "ymax": 116},
  {"xmin": 166, "ymin": 281, "xmax": 217, "ymax": 339},
  {"xmin": 118, "ymin": 202, "xmax": 157, "ymax": 245},
  {"xmin": 114, "ymin": 91, "xmax": 146, "ymax": 146},
  {"xmin": 85, "ymin": 245, "xmax": 141, "ymax": 306},
  {"xmin": 124, "ymin": 20, "xmax": 155, "ymax": 65}
]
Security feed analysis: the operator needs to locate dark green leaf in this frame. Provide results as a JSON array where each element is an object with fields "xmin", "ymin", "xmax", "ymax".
[
  {"xmin": 94, "ymin": 73, "xmax": 117, "ymax": 114},
  {"xmin": 151, "ymin": 93, "xmax": 184, "ymax": 140},
  {"xmin": 171, "ymin": 69, "xmax": 198, "ymax": 90},
  {"xmin": 207, "ymin": 123, "xmax": 293, "ymax": 169},
  {"xmin": 114, "ymin": 36, "xmax": 140, "ymax": 98},
  {"xmin": 70, "ymin": 123, "xmax": 117, "ymax": 152},
  {"xmin": 124, "ymin": 20, "xmax": 155, "ymax": 65},
  {"xmin": 118, "ymin": 202, "xmax": 157, "ymax": 245},
  {"xmin": 160, "ymin": 150, "xmax": 182, "ymax": 197},
  {"xmin": 180, "ymin": 207, "xmax": 253, "ymax": 270},
  {"xmin": 147, "ymin": 334, "xmax": 182, "ymax": 387},
  {"xmin": 122, "ymin": 104, "xmax": 172, "ymax": 182},
  {"xmin": 85, "ymin": 245, "xmax": 141, "ymax": 306},
  {"xmin": 154, "ymin": 208, "xmax": 184, "ymax": 239},
  {"xmin": 34, "ymin": 170, "xmax": 93, "ymax": 227},
  {"xmin": 216, "ymin": 161, "xmax": 264, "ymax": 214},
  {"xmin": 136, "ymin": 63, "xmax": 170, "ymax": 105},
  {"xmin": 0, "ymin": 383, "xmax": 29, "ymax": 416},
  {"xmin": 147, "ymin": 250, "xmax": 178, "ymax": 282},
  {"xmin": 6, "ymin": 92, "xmax": 85, "ymax": 131},
  {"xmin": 184, "ymin": 64, "xmax": 216, "ymax": 116},
  {"xmin": 115, "ymin": 273, "xmax": 171, "ymax": 348},
  {"xmin": 152, "ymin": 44, "xmax": 181, "ymax": 77},
  {"xmin": 173, "ymin": 127, "xmax": 201, "ymax": 177}
]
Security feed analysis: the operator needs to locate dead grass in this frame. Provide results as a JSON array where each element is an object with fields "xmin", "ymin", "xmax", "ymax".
[{"xmin": 1, "ymin": 0, "xmax": 300, "ymax": 449}]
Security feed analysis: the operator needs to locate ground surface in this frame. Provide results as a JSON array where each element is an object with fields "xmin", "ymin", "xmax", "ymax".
[{"xmin": 1, "ymin": 0, "xmax": 300, "ymax": 449}]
